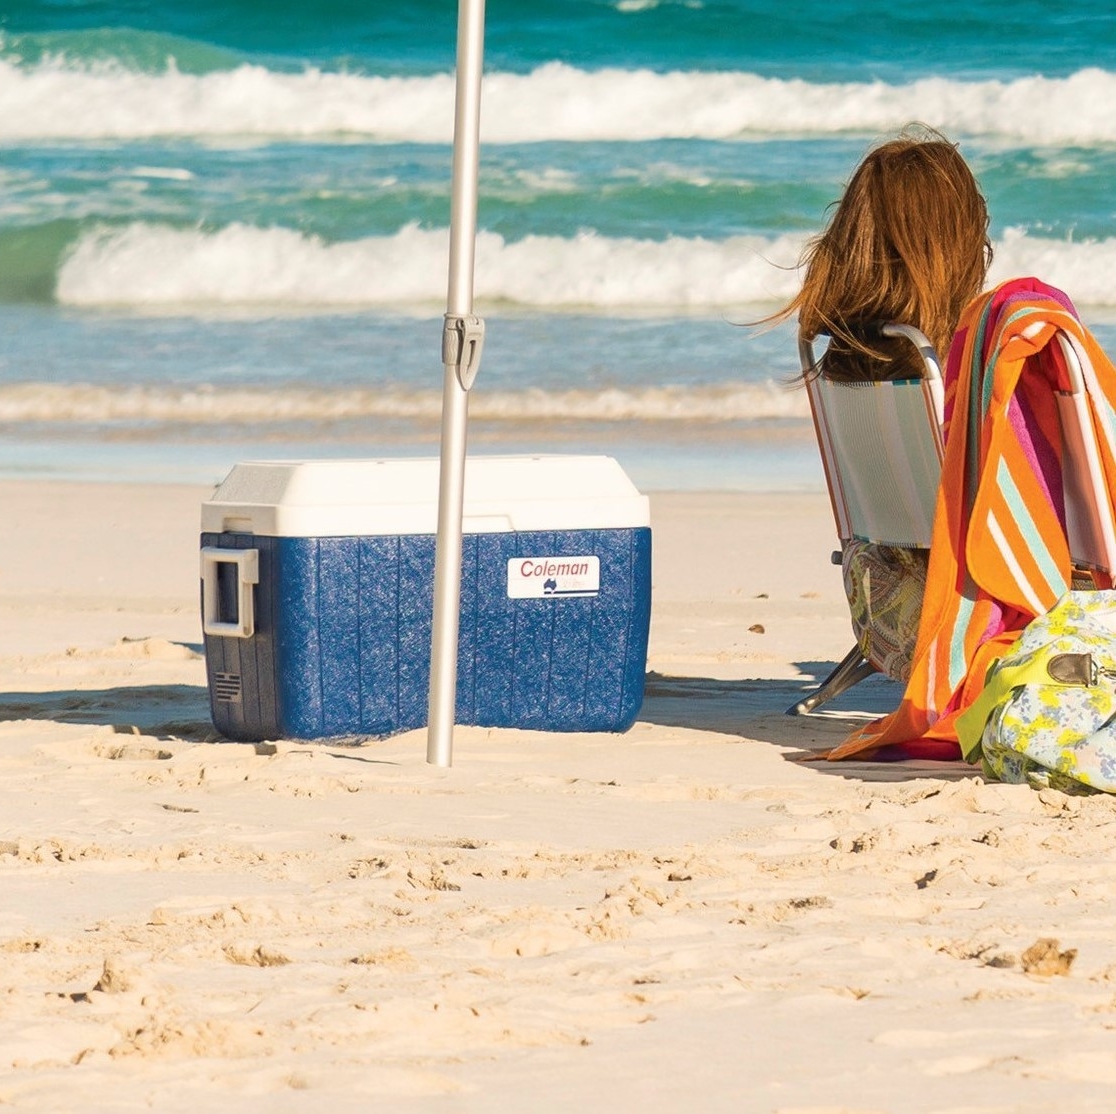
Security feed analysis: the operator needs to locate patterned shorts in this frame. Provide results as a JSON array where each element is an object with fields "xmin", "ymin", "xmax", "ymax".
[{"xmin": 841, "ymin": 540, "xmax": 928, "ymax": 682}]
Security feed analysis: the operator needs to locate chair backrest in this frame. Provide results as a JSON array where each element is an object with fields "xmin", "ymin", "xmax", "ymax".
[
  {"xmin": 803, "ymin": 322, "xmax": 1116, "ymax": 573},
  {"xmin": 803, "ymin": 324, "xmax": 944, "ymax": 549},
  {"xmin": 1051, "ymin": 332, "xmax": 1116, "ymax": 573}
]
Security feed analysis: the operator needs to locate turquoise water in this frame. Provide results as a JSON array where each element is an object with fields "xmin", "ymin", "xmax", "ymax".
[{"xmin": 1, "ymin": 1, "xmax": 1115, "ymax": 488}]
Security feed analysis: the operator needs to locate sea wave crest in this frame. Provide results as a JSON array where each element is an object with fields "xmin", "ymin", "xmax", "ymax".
[
  {"xmin": 55, "ymin": 221, "xmax": 806, "ymax": 309},
  {"xmin": 0, "ymin": 381, "xmax": 809, "ymax": 424},
  {"xmin": 54, "ymin": 221, "xmax": 1116, "ymax": 311},
  {"xmin": 1, "ymin": 58, "xmax": 1115, "ymax": 142}
]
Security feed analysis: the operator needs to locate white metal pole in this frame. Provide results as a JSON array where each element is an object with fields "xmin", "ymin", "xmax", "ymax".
[{"xmin": 427, "ymin": 0, "xmax": 486, "ymax": 767}]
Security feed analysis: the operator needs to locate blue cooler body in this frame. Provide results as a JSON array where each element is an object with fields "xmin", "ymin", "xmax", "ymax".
[{"xmin": 200, "ymin": 455, "xmax": 651, "ymax": 741}]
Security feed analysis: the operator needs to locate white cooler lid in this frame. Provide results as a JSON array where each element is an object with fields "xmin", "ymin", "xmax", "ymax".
[{"xmin": 201, "ymin": 455, "xmax": 650, "ymax": 537}]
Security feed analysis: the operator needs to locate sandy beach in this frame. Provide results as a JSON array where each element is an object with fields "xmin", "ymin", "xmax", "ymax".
[{"xmin": 4, "ymin": 479, "xmax": 1116, "ymax": 1112}]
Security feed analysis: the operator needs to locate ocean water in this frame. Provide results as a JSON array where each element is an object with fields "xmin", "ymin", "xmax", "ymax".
[{"xmin": 2, "ymin": 0, "xmax": 1116, "ymax": 490}]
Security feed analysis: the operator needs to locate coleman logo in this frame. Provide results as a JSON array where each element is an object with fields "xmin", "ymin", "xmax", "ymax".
[{"xmin": 507, "ymin": 555, "xmax": 600, "ymax": 599}]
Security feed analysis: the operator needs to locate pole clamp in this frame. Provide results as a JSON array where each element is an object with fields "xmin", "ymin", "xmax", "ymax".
[{"xmin": 442, "ymin": 313, "xmax": 485, "ymax": 391}]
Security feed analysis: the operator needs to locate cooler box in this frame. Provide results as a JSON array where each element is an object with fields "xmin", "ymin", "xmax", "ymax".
[{"xmin": 200, "ymin": 455, "xmax": 652, "ymax": 741}]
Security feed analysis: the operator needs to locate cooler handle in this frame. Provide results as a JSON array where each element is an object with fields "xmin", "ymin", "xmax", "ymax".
[{"xmin": 201, "ymin": 547, "xmax": 259, "ymax": 639}]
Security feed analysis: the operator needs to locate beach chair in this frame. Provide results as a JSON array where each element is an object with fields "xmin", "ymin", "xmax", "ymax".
[
  {"xmin": 788, "ymin": 324, "xmax": 944, "ymax": 715},
  {"xmin": 789, "ymin": 322, "xmax": 1116, "ymax": 715}
]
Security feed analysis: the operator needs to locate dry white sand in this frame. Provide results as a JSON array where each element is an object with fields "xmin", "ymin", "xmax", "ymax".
[{"xmin": 3, "ymin": 480, "xmax": 1116, "ymax": 1112}]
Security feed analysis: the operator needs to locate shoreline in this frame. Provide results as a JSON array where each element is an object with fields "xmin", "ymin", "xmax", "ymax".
[{"xmin": 0, "ymin": 428, "xmax": 825, "ymax": 496}]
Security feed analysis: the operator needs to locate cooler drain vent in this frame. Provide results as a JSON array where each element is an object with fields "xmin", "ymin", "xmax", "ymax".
[{"xmin": 214, "ymin": 672, "xmax": 242, "ymax": 702}]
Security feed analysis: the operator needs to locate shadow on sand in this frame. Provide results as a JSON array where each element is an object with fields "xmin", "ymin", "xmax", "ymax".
[
  {"xmin": 2, "ymin": 658, "xmax": 974, "ymax": 782},
  {"xmin": 640, "ymin": 665, "xmax": 974, "ymax": 783},
  {"xmin": 0, "ymin": 684, "xmax": 217, "ymax": 743}
]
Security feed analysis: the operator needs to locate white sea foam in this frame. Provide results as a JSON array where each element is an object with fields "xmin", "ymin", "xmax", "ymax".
[
  {"xmin": 130, "ymin": 166, "xmax": 195, "ymax": 180},
  {"xmin": 55, "ymin": 220, "xmax": 1116, "ymax": 312},
  {"xmin": 2, "ymin": 57, "xmax": 1116, "ymax": 143},
  {"xmin": 0, "ymin": 381, "xmax": 808, "ymax": 424},
  {"xmin": 55, "ymin": 221, "xmax": 807, "ymax": 309},
  {"xmin": 986, "ymin": 228, "xmax": 1116, "ymax": 307}
]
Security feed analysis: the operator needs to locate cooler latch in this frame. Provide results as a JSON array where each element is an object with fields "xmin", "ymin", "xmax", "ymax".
[{"xmin": 201, "ymin": 547, "xmax": 259, "ymax": 639}]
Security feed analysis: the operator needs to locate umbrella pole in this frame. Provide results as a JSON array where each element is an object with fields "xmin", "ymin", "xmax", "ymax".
[{"xmin": 427, "ymin": 0, "xmax": 486, "ymax": 767}]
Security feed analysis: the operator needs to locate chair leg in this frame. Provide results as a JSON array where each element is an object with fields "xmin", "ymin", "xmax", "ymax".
[{"xmin": 786, "ymin": 645, "xmax": 878, "ymax": 715}]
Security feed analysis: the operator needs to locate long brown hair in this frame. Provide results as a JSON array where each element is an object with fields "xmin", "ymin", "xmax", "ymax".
[{"xmin": 778, "ymin": 129, "xmax": 992, "ymax": 380}]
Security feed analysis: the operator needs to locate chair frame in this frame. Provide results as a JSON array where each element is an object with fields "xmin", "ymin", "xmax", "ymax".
[
  {"xmin": 789, "ymin": 323, "xmax": 944, "ymax": 715},
  {"xmin": 789, "ymin": 320, "xmax": 1116, "ymax": 716}
]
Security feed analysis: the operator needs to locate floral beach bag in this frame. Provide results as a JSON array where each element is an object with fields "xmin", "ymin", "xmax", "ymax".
[{"xmin": 956, "ymin": 591, "xmax": 1116, "ymax": 793}]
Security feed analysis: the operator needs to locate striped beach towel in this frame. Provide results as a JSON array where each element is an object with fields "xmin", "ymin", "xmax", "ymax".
[{"xmin": 827, "ymin": 277, "xmax": 1116, "ymax": 761}]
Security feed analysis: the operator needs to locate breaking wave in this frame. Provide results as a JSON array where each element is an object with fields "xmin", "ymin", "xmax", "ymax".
[
  {"xmin": 0, "ymin": 381, "xmax": 809, "ymax": 425},
  {"xmin": 52, "ymin": 221, "xmax": 1116, "ymax": 311},
  {"xmin": 1, "ymin": 57, "xmax": 1115, "ymax": 143}
]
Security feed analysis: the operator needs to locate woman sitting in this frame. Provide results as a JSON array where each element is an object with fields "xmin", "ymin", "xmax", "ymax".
[
  {"xmin": 774, "ymin": 128, "xmax": 1116, "ymax": 761},
  {"xmin": 772, "ymin": 129, "xmax": 992, "ymax": 686}
]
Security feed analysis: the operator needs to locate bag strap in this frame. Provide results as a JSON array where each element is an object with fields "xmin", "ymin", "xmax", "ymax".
[{"xmin": 954, "ymin": 648, "xmax": 1079, "ymax": 763}]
